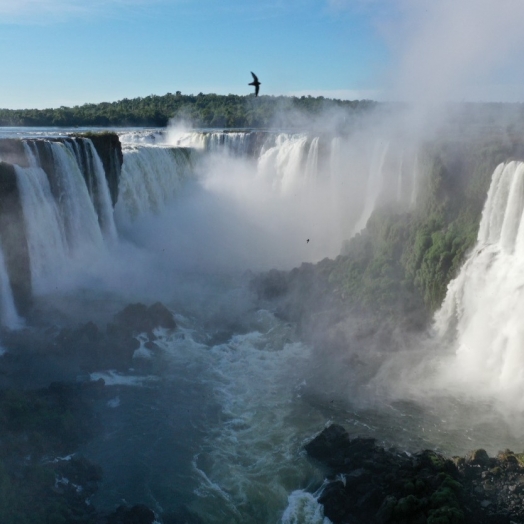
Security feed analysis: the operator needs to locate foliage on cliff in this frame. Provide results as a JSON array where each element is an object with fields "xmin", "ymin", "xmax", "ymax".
[
  {"xmin": 0, "ymin": 92, "xmax": 376, "ymax": 128},
  {"xmin": 328, "ymin": 133, "xmax": 524, "ymax": 318}
]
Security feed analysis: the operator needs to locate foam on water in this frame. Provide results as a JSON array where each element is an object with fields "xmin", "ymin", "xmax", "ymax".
[
  {"xmin": 89, "ymin": 370, "xmax": 160, "ymax": 387},
  {"xmin": 281, "ymin": 490, "xmax": 332, "ymax": 524},
  {"xmin": 150, "ymin": 309, "xmax": 326, "ymax": 523}
]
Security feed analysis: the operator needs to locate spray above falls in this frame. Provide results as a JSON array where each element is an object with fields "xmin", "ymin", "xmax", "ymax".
[{"xmin": 0, "ymin": 129, "xmax": 422, "ymax": 326}]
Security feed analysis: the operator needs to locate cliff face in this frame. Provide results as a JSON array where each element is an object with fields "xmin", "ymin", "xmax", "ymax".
[
  {"xmin": 0, "ymin": 132, "xmax": 123, "ymax": 317},
  {"xmin": 0, "ymin": 139, "xmax": 29, "ymax": 168}
]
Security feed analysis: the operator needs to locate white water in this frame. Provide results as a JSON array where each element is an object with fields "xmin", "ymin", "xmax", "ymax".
[
  {"xmin": 9, "ymin": 139, "xmax": 120, "ymax": 295},
  {"xmin": 14, "ymin": 163, "xmax": 68, "ymax": 293},
  {"xmin": 115, "ymin": 145, "xmax": 194, "ymax": 221},
  {"xmin": 305, "ymin": 137, "xmax": 320, "ymax": 181},
  {"xmin": 72, "ymin": 139, "xmax": 118, "ymax": 243},
  {"xmin": 281, "ymin": 490, "xmax": 331, "ymax": 524},
  {"xmin": 353, "ymin": 140, "xmax": 390, "ymax": 234},
  {"xmin": 47, "ymin": 141, "xmax": 104, "ymax": 251},
  {"xmin": 434, "ymin": 161, "xmax": 524, "ymax": 406},
  {"xmin": 168, "ymin": 131, "xmax": 253, "ymax": 155},
  {"xmin": 112, "ymin": 131, "xmax": 422, "ymax": 270},
  {"xmin": 257, "ymin": 133, "xmax": 310, "ymax": 193},
  {"xmin": 147, "ymin": 309, "xmax": 328, "ymax": 524},
  {"xmin": 0, "ymin": 245, "xmax": 23, "ymax": 329}
]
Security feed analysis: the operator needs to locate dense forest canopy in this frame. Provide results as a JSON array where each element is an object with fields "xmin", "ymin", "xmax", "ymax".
[
  {"xmin": 2, "ymin": 92, "xmax": 524, "ymax": 133},
  {"xmin": 0, "ymin": 92, "xmax": 377, "ymax": 128}
]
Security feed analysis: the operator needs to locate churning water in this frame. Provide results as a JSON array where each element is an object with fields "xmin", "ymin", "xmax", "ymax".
[{"xmin": 1, "ymin": 127, "xmax": 524, "ymax": 523}]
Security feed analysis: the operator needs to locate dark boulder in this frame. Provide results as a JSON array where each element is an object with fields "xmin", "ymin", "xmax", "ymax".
[
  {"xmin": 304, "ymin": 424, "xmax": 524, "ymax": 524},
  {"xmin": 112, "ymin": 302, "xmax": 176, "ymax": 337},
  {"xmin": 305, "ymin": 424, "xmax": 376, "ymax": 472},
  {"xmin": 105, "ymin": 504, "xmax": 156, "ymax": 524},
  {"xmin": 95, "ymin": 302, "xmax": 175, "ymax": 370}
]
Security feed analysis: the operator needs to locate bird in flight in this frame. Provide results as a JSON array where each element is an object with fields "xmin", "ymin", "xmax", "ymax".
[{"xmin": 249, "ymin": 72, "xmax": 261, "ymax": 97}]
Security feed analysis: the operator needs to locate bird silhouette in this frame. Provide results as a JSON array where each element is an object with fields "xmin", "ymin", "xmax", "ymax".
[{"xmin": 248, "ymin": 72, "xmax": 261, "ymax": 97}]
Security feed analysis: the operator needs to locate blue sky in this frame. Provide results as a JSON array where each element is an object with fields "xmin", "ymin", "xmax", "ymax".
[{"xmin": 2, "ymin": 0, "xmax": 524, "ymax": 109}]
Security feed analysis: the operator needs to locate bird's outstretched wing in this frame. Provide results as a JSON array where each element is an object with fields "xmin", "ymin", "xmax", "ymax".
[{"xmin": 248, "ymin": 72, "xmax": 261, "ymax": 96}]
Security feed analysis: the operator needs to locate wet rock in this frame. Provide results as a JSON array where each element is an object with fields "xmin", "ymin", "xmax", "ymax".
[
  {"xmin": 318, "ymin": 480, "xmax": 352, "ymax": 522},
  {"xmin": 467, "ymin": 449, "xmax": 490, "ymax": 467},
  {"xmin": 305, "ymin": 424, "xmax": 524, "ymax": 524},
  {"xmin": 112, "ymin": 302, "xmax": 176, "ymax": 336},
  {"xmin": 162, "ymin": 506, "xmax": 204, "ymax": 524},
  {"xmin": 305, "ymin": 424, "xmax": 376, "ymax": 472},
  {"xmin": 251, "ymin": 268, "xmax": 289, "ymax": 299},
  {"xmin": 105, "ymin": 504, "xmax": 156, "ymax": 524}
]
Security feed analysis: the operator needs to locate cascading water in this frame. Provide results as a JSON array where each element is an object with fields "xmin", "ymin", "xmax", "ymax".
[
  {"xmin": 434, "ymin": 161, "xmax": 524, "ymax": 403},
  {"xmin": 115, "ymin": 145, "xmax": 194, "ymax": 222},
  {"xmin": 168, "ymin": 130, "xmax": 268, "ymax": 158},
  {"xmin": 65, "ymin": 139, "xmax": 118, "ymax": 243},
  {"xmin": 305, "ymin": 137, "xmax": 320, "ymax": 181},
  {"xmin": 45, "ymin": 141, "xmax": 104, "ymax": 251},
  {"xmin": 352, "ymin": 139, "xmax": 390, "ymax": 234},
  {"xmin": 13, "ymin": 161, "xmax": 68, "ymax": 294},
  {"xmin": 257, "ymin": 133, "xmax": 310, "ymax": 193},
  {"xmin": 0, "ymin": 136, "xmax": 119, "ymax": 300},
  {"xmin": 0, "ymin": 127, "xmax": 437, "ymax": 524},
  {"xmin": 0, "ymin": 244, "xmax": 23, "ymax": 329}
]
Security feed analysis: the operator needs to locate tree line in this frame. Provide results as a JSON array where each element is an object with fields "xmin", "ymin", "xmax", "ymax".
[{"xmin": 0, "ymin": 92, "xmax": 377, "ymax": 128}]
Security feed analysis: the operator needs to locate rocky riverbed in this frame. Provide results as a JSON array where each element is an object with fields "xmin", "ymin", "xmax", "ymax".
[{"xmin": 306, "ymin": 424, "xmax": 524, "ymax": 524}]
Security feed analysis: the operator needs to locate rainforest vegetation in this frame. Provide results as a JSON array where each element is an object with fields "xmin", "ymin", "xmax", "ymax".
[
  {"xmin": 0, "ymin": 92, "xmax": 376, "ymax": 128},
  {"xmin": 255, "ymin": 131, "xmax": 524, "ymax": 334},
  {"xmin": 327, "ymin": 134, "xmax": 524, "ymax": 320}
]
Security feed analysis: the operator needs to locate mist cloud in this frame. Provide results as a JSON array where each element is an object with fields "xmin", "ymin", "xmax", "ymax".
[
  {"xmin": 388, "ymin": 0, "xmax": 524, "ymax": 103},
  {"xmin": 327, "ymin": 0, "xmax": 524, "ymax": 103}
]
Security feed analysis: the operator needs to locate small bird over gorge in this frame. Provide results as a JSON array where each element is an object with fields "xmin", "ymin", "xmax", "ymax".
[{"xmin": 249, "ymin": 72, "xmax": 261, "ymax": 96}]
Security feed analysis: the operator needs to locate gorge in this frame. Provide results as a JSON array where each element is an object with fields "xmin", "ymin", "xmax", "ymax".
[{"xmin": 0, "ymin": 119, "xmax": 523, "ymax": 523}]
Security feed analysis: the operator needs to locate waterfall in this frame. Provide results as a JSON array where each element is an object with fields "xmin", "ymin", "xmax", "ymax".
[
  {"xmin": 14, "ymin": 161, "xmax": 68, "ymax": 294},
  {"xmin": 434, "ymin": 161, "xmax": 524, "ymax": 398},
  {"xmin": 170, "ymin": 132, "xmax": 207, "ymax": 149},
  {"xmin": 3, "ymin": 137, "xmax": 120, "ymax": 298},
  {"xmin": 115, "ymin": 146, "xmax": 194, "ymax": 221},
  {"xmin": 305, "ymin": 137, "xmax": 320, "ymax": 181},
  {"xmin": 353, "ymin": 140, "xmax": 390, "ymax": 234},
  {"xmin": 0, "ymin": 130, "xmax": 422, "ymax": 308},
  {"xmin": 169, "ymin": 131, "xmax": 265, "ymax": 157},
  {"xmin": 64, "ymin": 139, "xmax": 118, "ymax": 242},
  {"xmin": 45, "ymin": 141, "xmax": 104, "ymax": 251},
  {"xmin": 86, "ymin": 140, "xmax": 118, "ymax": 242},
  {"xmin": 0, "ymin": 243, "xmax": 23, "ymax": 329},
  {"xmin": 257, "ymin": 134, "xmax": 309, "ymax": 193},
  {"xmin": 396, "ymin": 152, "xmax": 404, "ymax": 203},
  {"xmin": 330, "ymin": 137, "xmax": 342, "ymax": 179},
  {"xmin": 206, "ymin": 132, "xmax": 250, "ymax": 155},
  {"xmin": 410, "ymin": 153, "xmax": 420, "ymax": 208}
]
